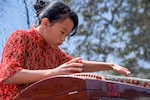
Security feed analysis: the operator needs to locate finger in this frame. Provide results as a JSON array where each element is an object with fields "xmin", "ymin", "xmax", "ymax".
[
  {"xmin": 67, "ymin": 67, "xmax": 83, "ymax": 74},
  {"xmin": 125, "ymin": 71, "xmax": 131, "ymax": 77},
  {"xmin": 66, "ymin": 57, "xmax": 82, "ymax": 64},
  {"xmin": 113, "ymin": 67, "xmax": 131, "ymax": 77},
  {"xmin": 120, "ymin": 67, "xmax": 131, "ymax": 77},
  {"xmin": 120, "ymin": 70, "xmax": 131, "ymax": 77},
  {"xmin": 67, "ymin": 63, "xmax": 84, "ymax": 68},
  {"xmin": 121, "ymin": 67, "xmax": 129, "ymax": 71},
  {"xmin": 113, "ymin": 65, "xmax": 129, "ymax": 72}
]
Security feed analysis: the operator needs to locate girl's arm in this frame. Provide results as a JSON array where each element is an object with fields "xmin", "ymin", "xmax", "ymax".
[
  {"xmin": 3, "ymin": 69, "xmax": 57, "ymax": 84},
  {"xmin": 3, "ymin": 58, "xmax": 84, "ymax": 84},
  {"xmin": 83, "ymin": 60, "xmax": 131, "ymax": 77}
]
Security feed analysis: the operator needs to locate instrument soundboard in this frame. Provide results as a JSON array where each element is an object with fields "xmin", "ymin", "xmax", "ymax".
[{"xmin": 14, "ymin": 73, "xmax": 150, "ymax": 100}]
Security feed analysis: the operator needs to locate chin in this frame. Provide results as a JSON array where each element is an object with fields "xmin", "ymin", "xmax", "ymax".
[
  {"xmin": 48, "ymin": 43, "xmax": 60, "ymax": 48},
  {"xmin": 51, "ymin": 45, "xmax": 59, "ymax": 48}
]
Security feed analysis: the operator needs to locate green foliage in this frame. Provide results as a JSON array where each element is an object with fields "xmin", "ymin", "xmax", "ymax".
[{"xmin": 61, "ymin": 0, "xmax": 150, "ymax": 78}]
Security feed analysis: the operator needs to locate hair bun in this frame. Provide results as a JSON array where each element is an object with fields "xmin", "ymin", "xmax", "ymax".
[{"xmin": 34, "ymin": 0, "xmax": 48, "ymax": 16}]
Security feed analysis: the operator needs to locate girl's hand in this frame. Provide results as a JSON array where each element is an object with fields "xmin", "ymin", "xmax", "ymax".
[
  {"xmin": 54, "ymin": 57, "xmax": 84, "ymax": 75},
  {"xmin": 111, "ymin": 63, "xmax": 131, "ymax": 77}
]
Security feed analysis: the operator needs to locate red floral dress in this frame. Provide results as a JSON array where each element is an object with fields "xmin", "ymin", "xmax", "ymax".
[{"xmin": 0, "ymin": 27, "xmax": 72, "ymax": 100}]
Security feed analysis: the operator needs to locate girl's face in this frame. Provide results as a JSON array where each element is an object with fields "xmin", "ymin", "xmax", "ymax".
[{"xmin": 42, "ymin": 18, "xmax": 74, "ymax": 48}]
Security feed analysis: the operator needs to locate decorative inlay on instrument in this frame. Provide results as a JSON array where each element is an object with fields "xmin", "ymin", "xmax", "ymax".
[{"xmin": 14, "ymin": 73, "xmax": 150, "ymax": 100}]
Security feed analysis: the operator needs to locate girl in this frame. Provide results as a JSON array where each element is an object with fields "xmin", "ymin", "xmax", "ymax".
[{"xmin": 0, "ymin": 0, "xmax": 131, "ymax": 99}]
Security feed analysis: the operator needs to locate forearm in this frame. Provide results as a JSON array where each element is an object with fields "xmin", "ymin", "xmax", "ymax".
[
  {"xmin": 82, "ymin": 60, "xmax": 131, "ymax": 77},
  {"xmin": 83, "ymin": 60, "xmax": 113, "ymax": 72},
  {"xmin": 3, "ymin": 58, "xmax": 85, "ymax": 84},
  {"xmin": 3, "ymin": 69, "xmax": 57, "ymax": 84}
]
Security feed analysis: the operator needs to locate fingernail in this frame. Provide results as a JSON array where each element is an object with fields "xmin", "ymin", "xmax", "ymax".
[
  {"xmin": 126, "ymin": 71, "xmax": 131, "ymax": 76},
  {"xmin": 78, "ymin": 60, "xmax": 83, "ymax": 63},
  {"xmin": 82, "ymin": 64, "xmax": 84, "ymax": 67}
]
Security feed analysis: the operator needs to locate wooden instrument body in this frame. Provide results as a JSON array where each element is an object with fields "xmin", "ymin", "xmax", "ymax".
[{"xmin": 14, "ymin": 75, "xmax": 150, "ymax": 100}]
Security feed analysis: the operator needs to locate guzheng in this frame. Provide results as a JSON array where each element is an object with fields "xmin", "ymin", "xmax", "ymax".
[{"xmin": 14, "ymin": 73, "xmax": 150, "ymax": 100}]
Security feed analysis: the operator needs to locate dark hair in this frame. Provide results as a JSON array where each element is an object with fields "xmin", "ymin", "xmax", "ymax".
[{"xmin": 34, "ymin": 0, "xmax": 78, "ymax": 36}]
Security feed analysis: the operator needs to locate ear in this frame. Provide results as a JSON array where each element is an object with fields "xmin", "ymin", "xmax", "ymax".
[{"xmin": 41, "ymin": 18, "xmax": 50, "ymax": 27}]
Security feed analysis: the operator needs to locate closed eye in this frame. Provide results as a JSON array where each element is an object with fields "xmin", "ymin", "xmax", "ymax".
[
  {"xmin": 61, "ymin": 31, "xmax": 69, "ymax": 37},
  {"xmin": 61, "ymin": 31, "xmax": 65, "ymax": 34}
]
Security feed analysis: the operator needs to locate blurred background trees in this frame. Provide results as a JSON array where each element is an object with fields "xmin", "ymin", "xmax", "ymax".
[{"xmin": 0, "ymin": 0, "xmax": 150, "ymax": 78}]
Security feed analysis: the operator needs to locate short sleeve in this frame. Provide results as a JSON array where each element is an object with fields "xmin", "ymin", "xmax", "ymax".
[
  {"xmin": 0, "ymin": 30, "xmax": 28, "ymax": 82},
  {"xmin": 58, "ymin": 49, "xmax": 73, "ymax": 65}
]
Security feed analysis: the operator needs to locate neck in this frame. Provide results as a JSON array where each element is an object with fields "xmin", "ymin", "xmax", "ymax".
[{"xmin": 34, "ymin": 26, "xmax": 45, "ymax": 42}]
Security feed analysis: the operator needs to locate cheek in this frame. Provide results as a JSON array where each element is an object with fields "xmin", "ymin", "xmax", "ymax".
[
  {"xmin": 42, "ymin": 32, "xmax": 52, "ymax": 43},
  {"xmin": 45, "ymin": 35, "xmax": 53, "ymax": 43},
  {"xmin": 45, "ymin": 33, "xmax": 58, "ymax": 44},
  {"xmin": 50, "ymin": 31, "xmax": 61, "ymax": 40}
]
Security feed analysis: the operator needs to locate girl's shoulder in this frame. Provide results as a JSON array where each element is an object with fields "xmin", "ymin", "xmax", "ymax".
[
  {"xmin": 11, "ymin": 29, "xmax": 28, "ymax": 37},
  {"xmin": 9, "ymin": 29, "xmax": 30, "ymax": 40},
  {"xmin": 5, "ymin": 29, "xmax": 30, "ymax": 45}
]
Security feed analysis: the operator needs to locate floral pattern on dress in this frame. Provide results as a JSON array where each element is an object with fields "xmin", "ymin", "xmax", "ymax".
[{"xmin": 0, "ymin": 27, "xmax": 72, "ymax": 100}]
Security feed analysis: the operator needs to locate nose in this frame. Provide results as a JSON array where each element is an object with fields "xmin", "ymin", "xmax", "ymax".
[{"xmin": 61, "ymin": 35, "xmax": 66, "ymax": 42}]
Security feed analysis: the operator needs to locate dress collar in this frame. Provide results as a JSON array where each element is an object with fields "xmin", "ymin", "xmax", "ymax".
[
  {"xmin": 28, "ymin": 26, "xmax": 47, "ymax": 48},
  {"xmin": 27, "ymin": 26, "xmax": 60, "ymax": 50}
]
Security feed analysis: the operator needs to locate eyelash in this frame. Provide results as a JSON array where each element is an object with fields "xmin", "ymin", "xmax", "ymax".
[
  {"xmin": 61, "ymin": 31, "xmax": 69, "ymax": 36},
  {"xmin": 61, "ymin": 31, "xmax": 65, "ymax": 34}
]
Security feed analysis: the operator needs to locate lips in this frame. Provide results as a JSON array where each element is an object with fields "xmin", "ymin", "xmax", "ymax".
[{"xmin": 58, "ymin": 43, "xmax": 63, "ymax": 45}]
